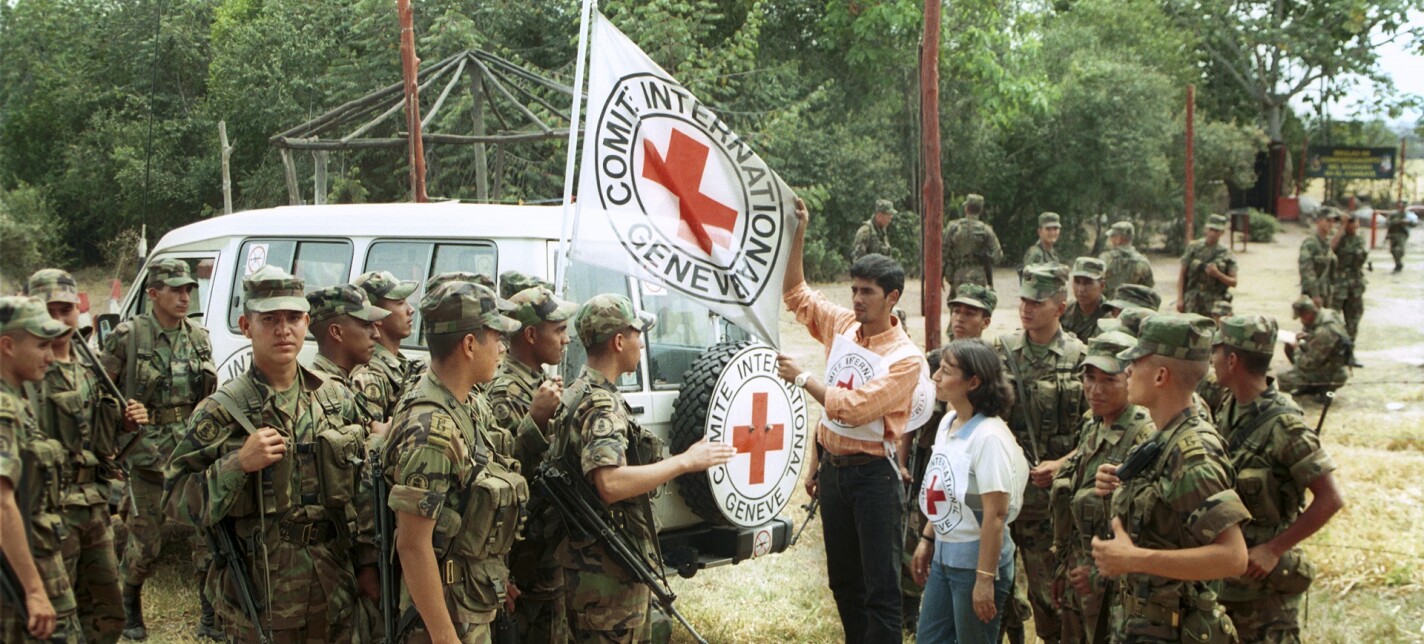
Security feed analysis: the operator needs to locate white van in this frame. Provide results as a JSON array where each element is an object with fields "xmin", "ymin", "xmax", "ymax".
[{"xmin": 99, "ymin": 202, "xmax": 801, "ymax": 574}]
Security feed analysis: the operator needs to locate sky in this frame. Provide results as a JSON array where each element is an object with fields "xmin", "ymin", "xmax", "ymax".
[{"xmin": 1297, "ymin": 12, "xmax": 1424, "ymax": 130}]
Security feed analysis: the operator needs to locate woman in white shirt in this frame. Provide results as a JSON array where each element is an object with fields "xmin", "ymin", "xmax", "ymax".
[{"xmin": 911, "ymin": 339, "xmax": 1029, "ymax": 643}]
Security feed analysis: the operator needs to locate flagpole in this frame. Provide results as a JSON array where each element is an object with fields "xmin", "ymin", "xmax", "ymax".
[{"xmin": 555, "ymin": 0, "xmax": 598, "ymax": 296}]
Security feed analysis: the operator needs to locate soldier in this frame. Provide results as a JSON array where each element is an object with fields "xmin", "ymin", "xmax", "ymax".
[
  {"xmin": 1279, "ymin": 297, "xmax": 1351, "ymax": 398},
  {"xmin": 98, "ymin": 257, "xmax": 218, "ymax": 640},
  {"xmin": 1176, "ymin": 213, "xmax": 1237, "ymax": 316},
  {"xmin": 381, "ymin": 280, "xmax": 528, "ymax": 643},
  {"xmin": 943, "ymin": 193, "xmax": 1004, "ymax": 294},
  {"xmin": 946, "ymin": 283, "xmax": 997, "ymax": 342},
  {"xmin": 852, "ymin": 199, "xmax": 896, "ymax": 262},
  {"xmin": 1210, "ymin": 300, "xmax": 1234, "ymax": 325},
  {"xmin": 352, "ymin": 270, "xmax": 421, "ymax": 423},
  {"xmin": 990, "ymin": 263, "xmax": 1086, "ymax": 644},
  {"xmin": 1102, "ymin": 284, "xmax": 1162, "ymax": 317},
  {"xmin": 1330, "ymin": 214, "xmax": 1367, "ymax": 340},
  {"xmin": 1386, "ymin": 204, "xmax": 1409, "ymax": 273},
  {"xmin": 492, "ymin": 285, "xmax": 577, "ymax": 643},
  {"xmin": 306, "ymin": 284, "xmax": 390, "ymax": 418},
  {"xmin": 1211, "ymin": 315, "xmax": 1344, "ymax": 642},
  {"xmin": 548, "ymin": 294, "xmax": 734, "ymax": 642},
  {"xmin": 1099, "ymin": 221, "xmax": 1155, "ymax": 295},
  {"xmin": 1062, "ymin": 257, "xmax": 1109, "ymax": 341},
  {"xmin": 26, "ymin": 269, "xmax": 144, "ymax": 644},
  {"xmin": 163, "ymin": 266, "xmax": 377, "ymax": 642},
  {"xmin": 1021, "ymin": 212, "xmax": 1062, "ymax": 270},
  {"xmin": 0, "ymin": 296, "xmax": 81, "ymax": 642},
  {"xmin": 1049, "ymin": 330, "xmax": 1151, "ymax": 643},
  {"xmin": 1298, "ymin": 211, "xmax": 1339, "ymax": 309},
  {"xmin": 1091, "ymin": 314, "xmax": 1250, "ymax": 642}
]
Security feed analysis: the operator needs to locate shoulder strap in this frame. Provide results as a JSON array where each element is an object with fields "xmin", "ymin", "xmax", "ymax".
[
  {"xmin": 210, "ymin": 389, "xmax": 261, "ymax": 436},
  {"xmin": 124, "ymin": 319, "xmax": 139, "ymax": 400},
  {"xmin": 1000, "ymin": 344, "xmax": 1041, "ymax": 464},
  {"xmin": 1229, "ymin": 403, "xmax": 1295, "ymax": 460}
]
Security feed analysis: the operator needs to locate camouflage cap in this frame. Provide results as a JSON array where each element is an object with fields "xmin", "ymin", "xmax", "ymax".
[
  {"xmin": 0, "ymin": 296, "xmax": 70, "ymax": 339},
  {"xmin": 498, "ymin": 271, "xmax": 553, "ymax": 300},
  {"xmin": 964, "ymin": 194, "xmax": 985, "ymax": 210},
  {"xmin": 1098, "ymin": 306, "xmax": 1155, "ymax": 337},
  {"xmin": 1117, "ymin": 313, "xmax": 1215, "ymax": 362},
  {"xmin": 948, "ymin": 283, "xmax": 997, "ymax": 313},
  {"xmin": 146, "ymin": 258, "xmax": 198, "ymax": 289},
  {"xmin": 1038, "ymin": 212, "xmax": 1061, "ymax": 228},
  {"xmin": 1212, "ymin": 314, "xmax": 1277, "ymax": 354},
  {"xmin": 25, "ymin": 268, "xmax": 81, "ymax": 305},
  {"xmin": 1205, "ymin": 213, "xmax": 1229, "ymax": 231},
  {"xmin": 875, "ymin": 199, "xmax": 896, "ymax": 215},
  {"xmin": 575, "ymin": 293, "xmax": 656, "ymax": 347},
  {"xmin": 242, "ymin": 265, "xmax": 309, "ymax": 313},
  {"xmin": 1082, "ymin": 330, "xmax": 1138, "ymax": 374},
  {"xmin": 1019, "ymin": 263, "xmax": 1068, "ymax": 301},
  {"xmin": 1070, "ymin": 257, "xmax": 1106, "ymax": 280},
  {"xmin": 353, "ymin": 270, "xmax": 418, "ymax": 302},
  {"xmin": 306, "ymin": 284, "xmax": 391, "ymax": 323},
  {"xmin": 1104, "ymin": 284, "xmax": 1162, "ymax": 312},
  {"xmin": 1209, "ymin": 300, "xmax": 1234, "ymax": 318},
  {"xmin": 1109, "ymin": 221, "xmax": 1135, "ymax": 238},
  {"xmin": 426, "ymin": 271, "xmax": 495, "ymax": 294},
  {"xmin": 509, "ymin": 286, "xmax": 578, "ymax": 329},
  {"xmin": 420, "ymin": 281, "xmax": 520, "ymax": 336},
  {"xmin": 1291, "ymin": 294, "xmax": 1317, "ymax": 318}
]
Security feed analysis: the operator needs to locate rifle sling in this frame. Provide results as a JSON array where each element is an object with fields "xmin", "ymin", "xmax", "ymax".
[{"xmin": 1002, "ymin": 345, "xmax": 1042, "ymax": 463}]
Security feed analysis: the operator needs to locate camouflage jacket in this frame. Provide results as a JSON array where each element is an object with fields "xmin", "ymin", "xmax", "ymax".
[
  {"xmin": 1061, "ymin": 299, "xmax": 1107, "ymax": 342},
  {"xmin": 992, "ymin": 329, "xmax": 1085, "ymax": 519},
  {"xmin": 943, "ymin": 218, "xmax": 1003, "ymax": 285},
  {"xmin": 1051, "ymin": 405, "xmax": 1152, "ymax": 576},
  {"xmin": 310, "ymin": 353, "xmax": 373, "ymax": 427},
  {"xmin": 1297, "ymin": 234, "xmax": 1337, "ymax": 301},
  {"xmin": 0, "ymin": 382, "xmax": 78, "ymax": 614},
  {"xmin": 1333, "ymin": 232, "xmax": 1367, "ymax": 295},
  {"xmin": 1109, "ymin": 407, "xmax": 1250, "ymax": 641},
  {"xmin": 489, "ymin": 356, "xmax": 549, "ymax": 475},
  {"xmin": 1387, "ymin": 212, "xmax": 1410, "ymax": 238},
  {"xmin": 1180, "ymin": 240, "xmax": 1236, "ymax": 297},
  {"xmin": 1099, "ymin": 245, "xmax": 1155, "ymax": 296},
  {"xmin": 100, "ymin": 313, "xmax": 216, "ymax": 468},
  {"xmin": 29, "ymin": 358, "xmax": 123, "ymax": 508},
  {"xmin": 352, "ymin": 343, "xmax": 410, "ymax": 423},
  {"xmin": 382, "ymin": 370, "xmax": 527, "ymax": 624},
  {"xmin": 163, "ymin": 363, "xmax": 374, "ymax": 632},
  {"xmin": 851, "ymin": 219, "xmax": 892, "ymax": 261},
  {"xmin": 1295, "ymin": 310, "xmax": 1350, "ymax": 377},
  {"xmin": 1022, "ymin": 241, "xmax": 1060, "ymax": 269}
]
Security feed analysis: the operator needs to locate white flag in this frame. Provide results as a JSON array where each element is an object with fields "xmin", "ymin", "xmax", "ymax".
[{"xmin": 570, "ymin": 13, "xmax": 798, "ymax": 344}]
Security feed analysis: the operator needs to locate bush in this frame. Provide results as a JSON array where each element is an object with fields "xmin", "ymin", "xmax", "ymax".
[
  {"xmin": 0, "ymin": 183, "xmax": 69, "ymax": 285},
  {"xmin": 1247, "ymin": 209, "xmax": 1278, "ymax": 243},
  {"xmin": 803, "ymin": 237, "xmax": 848, "ymax": 283}
]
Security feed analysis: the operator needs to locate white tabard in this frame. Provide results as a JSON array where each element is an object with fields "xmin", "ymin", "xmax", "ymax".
[{"xmin": 820, "ymin": 327, "xmax": 930, "ymax": 451}]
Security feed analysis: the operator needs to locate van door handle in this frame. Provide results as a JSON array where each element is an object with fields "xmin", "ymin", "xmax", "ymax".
[{"xmin": 629, "ymin": 406, "xmax": 645, "ymax": 414}]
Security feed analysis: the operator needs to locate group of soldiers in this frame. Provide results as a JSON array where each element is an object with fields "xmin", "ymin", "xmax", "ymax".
[{"xmin": 1, "ymin": 259, "xmax": 722, "ymax": 643}]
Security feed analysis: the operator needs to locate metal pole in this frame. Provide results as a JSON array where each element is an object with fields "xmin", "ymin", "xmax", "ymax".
[
  {"xmin": 921, "ymin": 0, "xmax": 944, "ymax": 351},
  {"xmin": 1185, "ymin": 85, "xmax": 1195, "ymax": 243},
  {"xmin": 555, "ymin": 0, "xmax": 597, "ymax": 296},
  {"xmin": 397, "ymin": 0, "xmax": 428, "ymax": 202}
]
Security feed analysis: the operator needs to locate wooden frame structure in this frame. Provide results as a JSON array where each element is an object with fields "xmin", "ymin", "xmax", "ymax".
[{"xmin": 269, "ymin": 50, "xmax": 575, "ymax": 204}]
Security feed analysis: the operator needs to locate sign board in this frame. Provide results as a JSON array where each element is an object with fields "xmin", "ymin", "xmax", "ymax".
[{"xmin": 1305, "ymin": 146, "xmax": 1397, "ymax": 180}]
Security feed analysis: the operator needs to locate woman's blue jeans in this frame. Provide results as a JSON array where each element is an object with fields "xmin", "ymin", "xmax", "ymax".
[{"xmin": 915, "ymin": 554, "xmax": 1014, "ymax": 644}]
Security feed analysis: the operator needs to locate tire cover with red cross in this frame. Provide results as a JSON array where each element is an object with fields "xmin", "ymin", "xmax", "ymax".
[{"xmin": 670, "ymin": 341, "xmax": 810, "ymax": 527}]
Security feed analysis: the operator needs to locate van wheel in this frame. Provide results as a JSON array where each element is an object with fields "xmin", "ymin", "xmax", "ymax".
[{"xmin": 670, "ymin": 340, "xmax": 810, "ymax": 527}]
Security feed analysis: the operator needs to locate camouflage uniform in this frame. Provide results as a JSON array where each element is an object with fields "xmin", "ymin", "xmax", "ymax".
[
  {"xmin": 1386, "ymin": 211, "xmax": 1409, "ymax": 271},
  {"xmin": 991, "ymin": 265, "xmax": 1086, "ymax": 643},
  {"xmin": 352, "ymin": 271, "xmax": 421, "ymax": 423},
  {"xmin": 1179, "ymin": 216, "xmax": 1236, "ymax": 316},
  {"xmin": 163, "ymin": 267, "xmax": 376, "ymax": 642},
  {"xmin": 307, "ymin": 283, "xmax": 392, "ymax": 425},
  {"xmin": 1104, "ymin": 284, "xmax": 1162, "ymax": 314},
  {"xmin": 498, "ymin": 270, "xmax": 553, "ymax": 300},
  {"xmin": 1329, "ymin": 228, "xmax": 1367, "ymax": 340},
  {"xmin": 943, "ymin": 194, "xmax": 1004, "ymax": 293},
  {"xmin": 1278, "ymin": 298, "xmax": 1351, "ymax": 394},
  {"xmin": 1062, "ymin": 257, "xmax": 1109, "ymax": 341},
  {"xmin": 549, "ymin": 294, "xmax": 660, "ymax": 643},
  {"xmin": 492, "ymin": 287, "xmax": 578, "ymax": 644},
  {"xmin": 0, "ymin": 297, "xmax": 82, "ymax": 643},
  {"xmin": 1297, "ymin": 230, "xmax": 1336, "ymax": 306},
  {"xmin": 25, "ymin": 270, "xmax": 126, "ymax": 643},
  {"xmin": 1100, "ymin": 221, "xmax": 1156, "ymax": 296},
  {"xmin": 1107, "ymin": 314, "xmax": 1250, "ymax": 642},
  {"xmin": 851, "ymin": 200, "xmax": 895, "ymax": 261},
  {"xmin": 944, "ymin": 283, "xmax": 997, "ymax": 342},
  {"xmin": 1021, "ymin": 212, "xmax": 1062, "ymax": 270},
  {"xmin": 1213, "ymin": 316, "xmax": 1336, "ymax": 643}
]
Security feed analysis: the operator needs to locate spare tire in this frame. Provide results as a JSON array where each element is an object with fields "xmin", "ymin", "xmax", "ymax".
[{"xmin": 671, "ymin": 341, "xmax": 810, "ymax": 527}]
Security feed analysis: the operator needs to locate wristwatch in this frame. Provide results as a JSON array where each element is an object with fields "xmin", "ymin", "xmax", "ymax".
[{"xmin": 793, "ymin": 372, "xmax": 810, "ymax": 389}]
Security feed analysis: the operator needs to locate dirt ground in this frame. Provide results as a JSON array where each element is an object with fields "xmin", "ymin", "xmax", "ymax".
[{"xmin": 120, "ymin": 221, "xmax": 1424, "ymax": 642}]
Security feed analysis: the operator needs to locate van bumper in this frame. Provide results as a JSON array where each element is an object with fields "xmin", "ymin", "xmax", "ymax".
[{"xmin": 658, "ymin": 517, "xmax": 794, "ymax": 578}]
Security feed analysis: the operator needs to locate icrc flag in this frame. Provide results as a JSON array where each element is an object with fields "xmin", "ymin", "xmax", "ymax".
[{"xmin": 570, "ymin": 13, "xmax": 798, "ymax": 344}]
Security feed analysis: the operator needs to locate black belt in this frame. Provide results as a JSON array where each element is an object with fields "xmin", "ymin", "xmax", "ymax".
[
  {"xmin": 278, "ymin": 519, "xmax": 337, "ymax": 545},
  {"xmin": 823, "ymin": 452, "xmax": 881, "ymax": 468}
]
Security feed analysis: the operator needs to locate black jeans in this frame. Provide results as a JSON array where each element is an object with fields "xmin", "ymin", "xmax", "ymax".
[{"xmin": 819, "ymin": 457, "xmax": 905, "ymax": 644}]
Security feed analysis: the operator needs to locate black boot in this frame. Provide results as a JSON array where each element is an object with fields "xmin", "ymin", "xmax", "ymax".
[
  {"xmin": 122, "ymin": 583, "xmax": 148, "ymax": 640},
  {"xmin": 195, "ymin": 592, "xmax": 222, "ymax": 640}
]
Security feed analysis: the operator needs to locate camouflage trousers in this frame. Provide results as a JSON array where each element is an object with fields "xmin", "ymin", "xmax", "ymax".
[
  {"xmin": 1220, "ymin": 592, "xmax": 1304, "ymax": 643},
  {"xmin": 1009, "ymin": 516, "xmax": 1060, "ymax": 643},
  {"xmin": 562, "ymin": 541, "xmax": 652, "ymax": 643},
  {"xmin": 61, "ymin": 502, "xmax": 125, "ymax": 644},
  {"xmin": 0, "ymin": 607, "xmax": 81, "ymax": 643},
  {"xmin": 1182, "ymin": 290, "xmax": 1228, "ymax": 318},
  {"xmin": 223, "ymin": 620, "xmax": 356, "ymax": 644},
  {"xmin": 122, "ymin": 466, "xmax": 208, "ymax": 585},
  {"xmin": 1276, "ymin": 366, "xmax": 1348, "ymax": 395},
  {"xmin": 1058, "ymin": 570, "xmax": 1109, "ymax": 644},
  {"xmin": 511, "ymin": 536, "xmax": 568, "ymax": 644},
  {"xmin": 1, "ymin": 535, "xmax": 80, "ymax": 643},
  {"xmin": 404, "ymin": 622, "xmax": 492, "ymax": 644},
  {"xmin": 1331, "ymin": 288, "xmax": 1365, "ymax": 340},
  {"xmin": 1389, "ymin": 234, "xmax": 1407, "ymax": 265}
]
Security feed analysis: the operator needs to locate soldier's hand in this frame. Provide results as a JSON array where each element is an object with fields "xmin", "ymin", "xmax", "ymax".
[
  {"xmin": 1091, "ymin": 517, "xmax": 1139, "ymax": 577},
  {"xmin": 1093, "ymin": 463, "xmax": 1120, "ymax": 497},
  {"xmin": 1030, "ymin": 458, "xmax": 1063, "ymax": 489},
  {"xmin": 1312, "ymin": 296, "xmax": 1323, "ymax": 309},
  {"xmin": 369, "ymin": 420, "xmax": 390, "ymax": 437},
  {"xmin": 1067, "ymin": 564, "xmax": 1093, "ymax": 595},
  {"xmin": 531, "ymin": 379, "xmax": 561, "ymax": 428},
  {"xmin": 775, "ymin": 354, "xmax": 803, "ymax": 383},
  {"xmin": 357, "ymin": 565, "xmax": 380, "ymax": 601},
  {"xmin": 793, "ymin": 197, "xmax": 810, "ymax": 228},
  {"xmin": 505, "ymin": 581, "xmax": 520, "ymax": 612},
  {"xmin": 679, "ymin": 438, "xmax": 735, "ymax": 473},
  {"xmin": 26, "ymin": 588, "xmax": 56, "ymax": 640},
  {"xmin": 124, "ymin": 399, "xmax": 149, "ymax": 428},
  {"xmin": 238, "ymin": 427, "xmax": 287, "ymax": 473},
  {"xmin": 804, "ymin": 472, "xmax": 819, "ymax": 500},
  {"xmin": 1245, "ymin": 543, "xmax": 1282, "ymax": 579}
]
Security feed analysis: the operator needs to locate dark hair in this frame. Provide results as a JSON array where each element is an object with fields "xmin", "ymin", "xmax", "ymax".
[
  {"xmin": 941, "ymin": 339, "xmax": 1015, "ymax": 418},
  {"xmin": 849, "ymin": 254, "xmax": 905, "ymax": 298},
  {"xmin": 426, "ymin": 328, "xmax": 488, "ymax": 361},
  {"xmin": 965, "ymin": 201, "xmax": 983, "ymax": 216},
  {"xmin": 1224, "ymin": 345, "xmax": 1272, "ymax": 377}
]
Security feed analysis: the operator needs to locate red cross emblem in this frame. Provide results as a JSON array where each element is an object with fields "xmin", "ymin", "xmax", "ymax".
[
  {"xmin": 733, "ymin": 392, "xmax": 785, "ymax": 485},
  {"xmin": 925, "ymin": 475, "xmax": 948, "ymax": 515},
  {"xmin": 642, "ymin": 129, "xmax": 739, "ymax": 254},
  {"xmin": 835, "ymin": 374, "xmax": 856, "ymax": 390}
]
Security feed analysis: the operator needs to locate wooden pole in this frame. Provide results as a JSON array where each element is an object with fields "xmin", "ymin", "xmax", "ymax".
[
  {"xmin": 921, "ymin": 0, "xmax": 944, "ymax": 350},
  {"xmin": 1296, "ymin": 136, "xmax": 1307, "ymax": 199},
  {"xmin": 281, "ymin": 148, "xmax": 302, "ymax": 205},
  {"xmin": 218, "ymin": 120, "xmax": 233, "ymax": 215},
  {"xmin": 471, "ymin": 72, "xmax": 490, "ymax": 201},
  {"xmin": 1184, "ymin": 85, "xmax": 1196, "ymax": 243},
  {"xmin": 313, "ymin": 151, "xmax": 328, "ymax": 205},
  {"xmin": 396, "ymin": 0, "xmax": 428, "ymax": 202},
  {"xmin": 1401, "ymin": 137, "xmax": 1408, "ymax": 206}
]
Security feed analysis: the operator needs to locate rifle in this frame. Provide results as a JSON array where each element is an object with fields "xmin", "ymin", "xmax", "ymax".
[
  {"xmin": 206, "ymin": 519, "xmax": 270, "ymax": 644},
  {"xmin": 0, "ymin": 557, "xmax": 30, "ymax": 626},
  {"xmin": 1314, "ymin": 392, "xmax": 1335, "ymax": 435},
  {"xmin": 789, "ymin": 499, "xmax": 819, "ymax": 548},
  {"xmin": 70, "ymin": 338, "xmax": 125, "ymax": 404},
  {"xmin": 1001, "ymin": 348, "xmax": 1042, "ymax": 465},
  {"xmin": 1093, "ymin": 442, "xmax": 1161, "ymax": 643},
  {"xmin": 532, "ymin": 462, "xmax": 707, "ymax": 644},
  {"xmin": 369, "ymin": 449, "xmax": 401, "ymax": 643}
]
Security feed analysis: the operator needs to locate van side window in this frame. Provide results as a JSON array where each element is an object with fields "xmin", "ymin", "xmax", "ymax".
[
  {"xmin": 364, "ymin": 240, "xmax": 497, "ymax": 347},
  {"xmin": 228, "ymin": 239, "xmax": 352, "ymax": 330},
  {"xmin": 132, "ymin": 256, "xmax": 216, "ymax": 321},
  {"xmin": 559, "ymin": 262, "xmax": 642, "ymax": 392}
]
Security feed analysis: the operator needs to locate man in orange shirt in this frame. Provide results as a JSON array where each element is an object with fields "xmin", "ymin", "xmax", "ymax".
[{"xmin": 777, "ymin": 198, "xmax": 926, "ymax": 643}]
